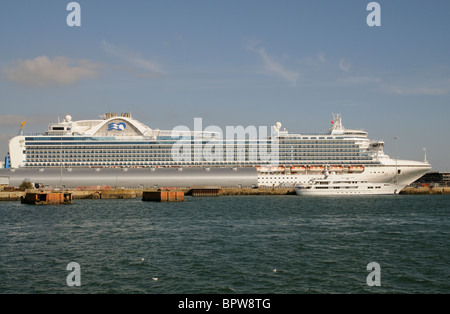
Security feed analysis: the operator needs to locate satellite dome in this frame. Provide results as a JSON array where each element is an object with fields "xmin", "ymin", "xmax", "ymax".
[{"xmin": 65, "ymin": 115, "xmax": 72, "ymax": 122}]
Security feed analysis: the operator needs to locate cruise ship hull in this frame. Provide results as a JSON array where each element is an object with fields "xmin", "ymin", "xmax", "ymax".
[
  {"xmin": 257, "ymin": 163, "xmax": 431, "ymax": 190},
  {"xmin": 4, "ymin": 113, "xmax": 431, "ymax": 190}
]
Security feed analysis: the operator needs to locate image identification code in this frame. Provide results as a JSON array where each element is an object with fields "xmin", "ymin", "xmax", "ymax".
[{"xmin": 178, "ymin": 298, "xmax": 271, "ymax": 311}]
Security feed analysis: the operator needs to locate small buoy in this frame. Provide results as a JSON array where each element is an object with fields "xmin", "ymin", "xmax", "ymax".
[
  {"xmin": 141, "ymin": 258, "xmax": 145, "ymax": 262},
  {"xmin": 273, "ymin": 269, "xmax": 277, "ymax": 273},
  {"xmin": 152, "ymin": 277, "xmax": 158, "ymax": 281}
]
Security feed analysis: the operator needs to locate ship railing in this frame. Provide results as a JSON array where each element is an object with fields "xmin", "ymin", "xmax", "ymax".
[{"xmin": 22, "ymin": 133, "xmax": 45, "ymax": 136}]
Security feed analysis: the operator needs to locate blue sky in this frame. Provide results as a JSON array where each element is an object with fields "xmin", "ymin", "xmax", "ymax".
[{"xmin": 0, "ymin": 0, "xmax": 449, "ymax": 170}]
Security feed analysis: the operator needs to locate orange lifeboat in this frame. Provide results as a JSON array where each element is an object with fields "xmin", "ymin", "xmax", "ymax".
[
  {"xmin": 256, "ymin": 166, "xmax": 270, "ymax": 172},
  {"xmin": 270, "ymin": 166, "xmax": 285, "ymax": 172},
  {"xmin": 348, "ymin": 166, "xmax": 364, "ymax": 172},
  {"xmin": 308, "ymin": 166, "xmax": 324, "ymax": 171},
  {"xmin": 328, "ymin": 166, "xmax": 343, "ymax": 172},
  {"xmin": 290, "ymin": 166, "xmax": 306, "ymax": 172}
]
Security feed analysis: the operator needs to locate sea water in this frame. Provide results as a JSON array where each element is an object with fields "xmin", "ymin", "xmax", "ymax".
[{"xmin": 0, "ymin": 195, "xmax": 449, "ymax": 294}]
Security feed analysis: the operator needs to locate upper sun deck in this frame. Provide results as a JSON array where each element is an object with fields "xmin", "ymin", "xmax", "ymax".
[
  {"xmin": 43, "ymin": 113, "xmax": 221, "ymax": 140},
  {"xmin": 273, "ymin": 113, "xmax": 368, "ymax": 140},
  {"xmin": 327, "ymin": 113, "xmax": 368, "ymax": 137},
  {"xmin": 45, "ymin": 113, "xmax": 151, "ymax": 137},
  {"xmin": 37, "ymin": 112, "xmax": 369, "ymax": 143}
]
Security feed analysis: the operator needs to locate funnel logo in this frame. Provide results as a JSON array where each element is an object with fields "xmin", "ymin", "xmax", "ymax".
[{"xmin": 108, "ymin": 122, "xmax": 126, "ymax": 131}]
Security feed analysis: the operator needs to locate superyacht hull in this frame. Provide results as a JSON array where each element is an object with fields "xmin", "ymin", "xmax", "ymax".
[{"xmin": 295, "ymin": 184, "xmax": 400, "ymax": 196}]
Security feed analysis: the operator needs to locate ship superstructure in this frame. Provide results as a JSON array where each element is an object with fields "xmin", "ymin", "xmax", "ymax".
[{"xmin": 7, "ymin": 113, "xmax": 431, "ymax": 191}]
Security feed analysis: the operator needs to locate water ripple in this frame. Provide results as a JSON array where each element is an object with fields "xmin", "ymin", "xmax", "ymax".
[{"xmin": 1, "ymin": 195, "xmax": 449, "ymax": 293}]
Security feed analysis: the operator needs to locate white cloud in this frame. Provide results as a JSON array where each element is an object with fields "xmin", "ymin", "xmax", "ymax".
[
  {"xmin": 2, "ymin": 56, "xmax": 102, "ymax": 87},
  {"xmin": 102, "ymin": 40, "xmax": 165, "ymax": 76},
  {"xmin": 245, "ymin": 39, "xmax": 299, "ymax": 86},
  {"xmin": 339, "ymin": 58, "xmax": 351, "ymax": 72}
]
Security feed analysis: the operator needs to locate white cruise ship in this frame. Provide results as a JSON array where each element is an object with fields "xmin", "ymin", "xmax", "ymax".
[{"xmin": 6, "ymin": 113, "xmax": 431, "ymax": 191}]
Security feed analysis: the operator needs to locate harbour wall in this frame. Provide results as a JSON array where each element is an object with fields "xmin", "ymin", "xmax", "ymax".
[
  {"xmin": 2, "ymin": 187, "xmax": 449, "ymax": 201},
  {"xmin": 0, "ymin": 188, "xmax": 295, "ymax": 201},
  {"xmin": 399, "ymin": 187, "xmax": 450, "ymax": 195}
]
